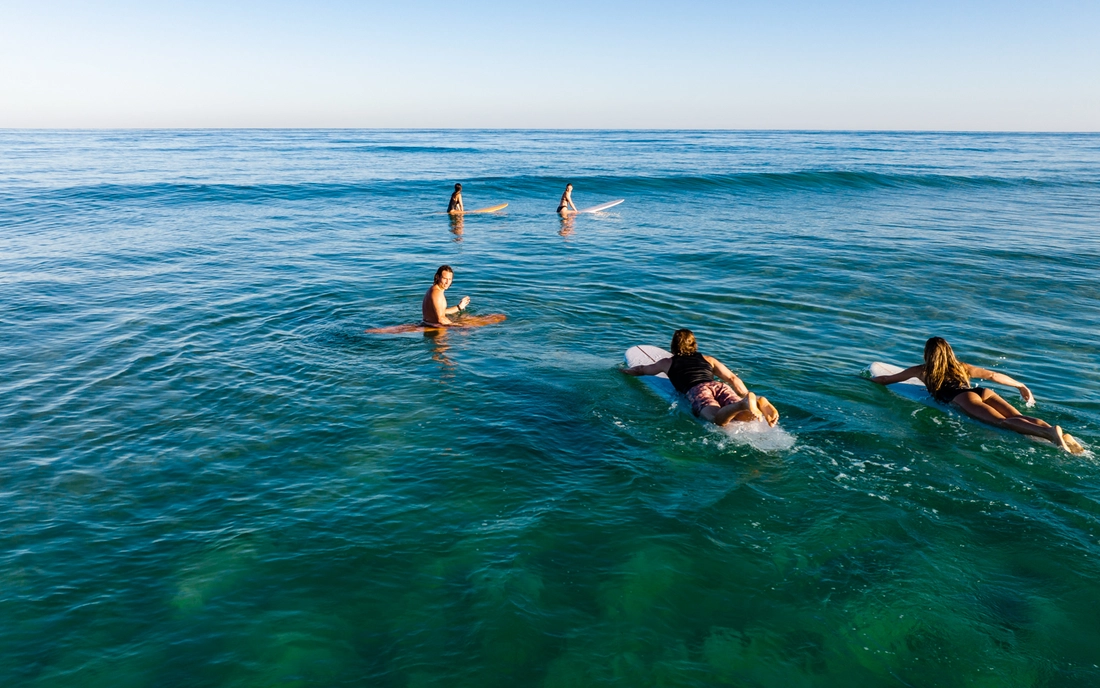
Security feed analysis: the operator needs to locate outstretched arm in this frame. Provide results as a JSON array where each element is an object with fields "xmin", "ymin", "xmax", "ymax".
[
  {"xmin": 704, "ymin": 356, "xmax": 750, "ymax": 397},
  {"xmin": 967, "ymin": 365, "xmax": 1033, "ymax": 403},
  {"xmin": 622, "ymin": 358, "xmax": 672, "ymax": 377},
  {"xmin": 870, "ymin": 364, "xmax": 924, "ymax": 385}
]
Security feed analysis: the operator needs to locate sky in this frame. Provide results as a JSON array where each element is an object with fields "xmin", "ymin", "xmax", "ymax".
[{"xmin": 1, "ymin": 0, "xmax": 1098, "ymax": 130}]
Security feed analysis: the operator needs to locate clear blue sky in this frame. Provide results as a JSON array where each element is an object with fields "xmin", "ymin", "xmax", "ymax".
[{"xmin": 2, "ymin": 0, "xmax": 1097, "ymax": 130}]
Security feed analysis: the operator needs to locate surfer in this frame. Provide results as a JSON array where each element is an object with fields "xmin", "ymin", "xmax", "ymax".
[
  {"xmin": 447, "ymin": 183, "xmax": 463, "ymax": 214},
  {"xmin": 557, "ymin": 183, "xmax": 577, "ymax": 215},
  {"xmin": 421, "ymin": 265, "xmax": 470, "ymax": 327},
  {"xmin": 870, "ymin": 336, "xmax": 1084, "ymax": 454},
  {"xmin": 622, "ymin": 329, "xmax": 780, "ymax": 427}
]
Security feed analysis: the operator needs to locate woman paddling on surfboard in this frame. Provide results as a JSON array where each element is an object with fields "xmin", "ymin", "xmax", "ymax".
[
  {"xmin": 870, "ymin": 336, "xmax": 1084, "ymax": 454},
  {"xmin": 557, "ymin": 183, "xmax": 577, "ymax": 215},
  {"xmin": 622, "ymin": 329, "xmax": 780, "ymax": 427}
]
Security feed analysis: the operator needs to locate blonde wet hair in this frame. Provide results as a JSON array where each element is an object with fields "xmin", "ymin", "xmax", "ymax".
[
  {"xmin": 671, "ymin": 329, "xmax": 698, "ymax": 356},
  {"xmin": 923, "ymin": 337, "xmax": 970, "ymax": 397}
]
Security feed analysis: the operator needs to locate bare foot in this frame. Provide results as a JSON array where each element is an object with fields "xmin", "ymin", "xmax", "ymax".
[
  {"xmin": 713, "ymin": 393, "xmax": 762, "ymax": 426},
  {"xmin": 1052, "ymin": 426, "xmax": 1071, "ymax": 453},
  {"xmin": 758, "ymin": 396, "xmax": 780, "ymax": 427},
  {"xmin": 1061, "ymin": 431, "xmax": 1085, "ymax": 455},
  {"xmin": 744, "ymin": 392, "xmax": 764, "ymax": 423}
]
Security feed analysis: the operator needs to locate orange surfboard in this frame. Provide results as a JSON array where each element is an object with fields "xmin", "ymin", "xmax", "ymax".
[{"xmin": 366, "ymin": 313, "xmax": 507, "ymax": 334}]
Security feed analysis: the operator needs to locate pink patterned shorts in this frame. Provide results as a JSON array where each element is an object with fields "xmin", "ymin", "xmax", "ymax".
[{"xmin": 685, "ymin": 381, "xmax": 742, "ymax": 416}]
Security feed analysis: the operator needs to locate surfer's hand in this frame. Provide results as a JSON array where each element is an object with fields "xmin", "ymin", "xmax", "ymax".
[
  {"xmin": 458, "ymin": 296, "xmax": 470, "ymax": 311},
  {"xmin": 1018, "ymin": 385, "xmax": 1033, "ymax": 403}
]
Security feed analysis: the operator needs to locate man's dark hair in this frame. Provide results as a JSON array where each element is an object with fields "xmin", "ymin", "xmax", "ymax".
[
  {"xmin": 454, "ymin": 183, "xmax": 462, "ymax": 191},
  {"xmin": 434, "ymin": 265, "xmax": 453, "ymax": 284}
]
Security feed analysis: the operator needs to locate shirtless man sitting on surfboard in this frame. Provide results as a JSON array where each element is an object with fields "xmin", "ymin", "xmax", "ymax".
[
  {"xmin": 422, "ymin": 265, "xmax": 471, "ymax": 327},
  {"xmin": 447, "ymin": 183, "xmax": 463, "ymax": 214},
  {"xmin": 622, "ymin": 329, "xmax": 780, "ymax": 427}
]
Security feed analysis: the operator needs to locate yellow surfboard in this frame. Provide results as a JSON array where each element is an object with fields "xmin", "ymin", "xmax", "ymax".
[{"xmin": 451, "ymin": 203, "xmax": 508, "ymax": 215}]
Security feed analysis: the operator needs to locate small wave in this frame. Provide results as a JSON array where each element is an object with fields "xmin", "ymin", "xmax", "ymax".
[
  {"xmin": 9, "ymin": 181, "xmax": 382, "ymax": 206},
  {"xmin": 4, "ymin": 170, "xmax": 1093, "ymax": 210},
  {"xmin": 494, "ymin": 171, "xmax": 1084, "ymax": 194}
]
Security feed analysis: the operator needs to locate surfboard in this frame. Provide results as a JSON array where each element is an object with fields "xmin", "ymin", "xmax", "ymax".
[
  {"xmin": 366, "ymin": 313, "xmax": 506, "ymax": 334},
  {"xmin": 625, "ymin": 345, "xmax": 794, "ymax": 452},
  {"xmin": 455, "ymin": 203, "xmax": 508, "ymax": 215},
  {"xmin": 576, "ymin": 199, "xmax": 624, "ymax": 214},
  {"xmin": 868, "ymin": 362, "xmax": 934, "ymax": 405},
  {"xmin": 868, "ymin": 361, "xmax": 1037, "ymax": 409}
]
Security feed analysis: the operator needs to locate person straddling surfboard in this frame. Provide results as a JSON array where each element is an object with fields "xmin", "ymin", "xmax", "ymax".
[
  {"xmin": 557, "ymin": 183, "xmax": 577, "ymax": 215},
  {"xmin": 447, "ymin": 183, "xmax": 464, "ymax": 214},
  {"xmin": 421, "ymin": 265, "xmax": 471, "ymax": 327},
  {"xmin": 870, "ymin": 336, "xmax": 1084, "ymax": 454},
  {"xmin": 622, "ymin": 329, "xmax": 780, "ymax": 427}
]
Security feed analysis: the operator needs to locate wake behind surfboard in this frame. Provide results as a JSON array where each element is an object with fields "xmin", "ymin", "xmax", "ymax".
[
  {"xmin": 625, "ymin": 345, "xmax": 794, "ymax": 452},
  {"xmin": 366, "ymin": 313, "xmax": 506, "ymax": 334}
]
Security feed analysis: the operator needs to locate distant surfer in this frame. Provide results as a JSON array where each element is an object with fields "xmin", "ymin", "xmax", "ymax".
[
  {"xmin": 447, "ymin": 183, "xmax": 464, "ymax": 214},
  {"xmin": 557, "ymin": 183, "xmax": 577, "ymax": 215},
  {"xmin": 421, "ymin": 265, "xmax": 471, "ymax": 327},
  {"xmin": 622, "ymin": 329, "xmax": 780, "ymax": 427},
  {"xmin": 870, "ymin": 336, "xmax": 1084, "ymax": 454}
]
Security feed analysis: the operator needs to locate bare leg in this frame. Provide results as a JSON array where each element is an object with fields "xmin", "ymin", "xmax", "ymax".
[
  {"xmin": 699, "ymin": 392, "xmax": 762, "ymax": 426},
  {"xmin": 978, "ymin": 389, "xmax": 1064, "ymax": 432},
  {"xmin": 725, "ymin": 408, "xmax": 765, "ymax": 423},
  {"xmin": 979, "ymin": 388, "xmax": 1026, "ymax": 419},
  {"xmin": 953, "ymin": 392, "xmax": 1068, "ymax": 449},
  {"xmin": 1062, "ymin": 433, "xmax": 1085, "ymax": 454},
  {"xmin": 973, "ymin": 390, "xmax": 1082, "ymax": 454},
  {"xmin": 714, "ymin": 392, "xmax": 762, "ymax": 426}
]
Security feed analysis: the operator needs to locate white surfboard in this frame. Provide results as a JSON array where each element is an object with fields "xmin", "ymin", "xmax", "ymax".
[
  {"xmin": 577, "ymin": 199, "xmax": 625, "ymax": 214},
  {"xmin": 625, "ymin": 345, "xmax": 794, "ymax": 452},
  {"xmin": 868, "ymin": 362, "xmax": 934, "ymax": 405}
]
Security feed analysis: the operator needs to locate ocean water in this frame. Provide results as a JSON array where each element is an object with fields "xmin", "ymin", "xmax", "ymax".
[{"xmin": 2, "ymin": 129, "xmax": 1100, "ymax": 687}]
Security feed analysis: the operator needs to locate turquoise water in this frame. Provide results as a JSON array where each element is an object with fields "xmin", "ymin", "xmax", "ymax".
[{"xmin": 2, "ymin": 130, "xmax": 1100, "ymax": 686}]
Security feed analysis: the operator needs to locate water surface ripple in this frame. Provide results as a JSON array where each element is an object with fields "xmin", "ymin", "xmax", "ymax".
[{"xmin": 2, "ymin": 130, "xmax": 1100, "ymax": 686}]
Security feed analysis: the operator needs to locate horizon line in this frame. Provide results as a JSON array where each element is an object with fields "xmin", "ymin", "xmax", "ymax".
[{"xmin": 2, "ymin": 127, "xmax": 1099, "ymax": 135}]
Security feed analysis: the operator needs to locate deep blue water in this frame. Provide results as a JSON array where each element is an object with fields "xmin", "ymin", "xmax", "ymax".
[{"xmin": 2, "ymin": 130, "xmax": 1100, "ymax": 686}]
